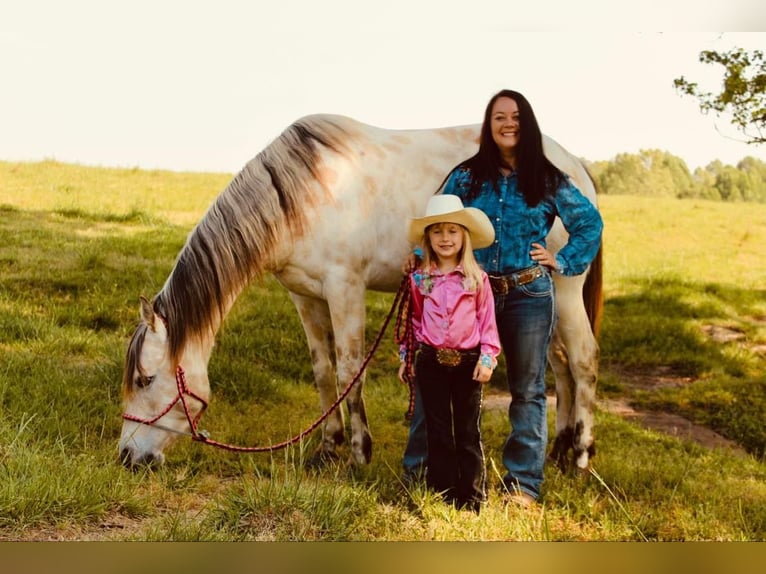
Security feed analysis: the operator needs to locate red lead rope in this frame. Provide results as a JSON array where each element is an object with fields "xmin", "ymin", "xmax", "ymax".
[
  {"xmin": 394, "ymin": 274, "xmax": 417, "ymax": 421},
  {"xmin": 123, "ymin": 275, "xmax": 416, "ymax": 452}
]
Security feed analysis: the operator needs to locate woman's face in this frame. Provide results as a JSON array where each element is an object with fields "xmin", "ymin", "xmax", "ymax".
[{"xmin": 490, "ymin": 96, "xmax": 520, "ymax": 154}]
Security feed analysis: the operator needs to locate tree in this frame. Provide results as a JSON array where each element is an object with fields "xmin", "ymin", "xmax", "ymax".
[
  {"xmin": 737, "ymin": 156, "xmax": 766, "ymax": 202},
  {"xmin": 690, "ymin": 166, "xmax": 721, "ymax": 201},
  {"xmin": 589, "ymin": 150, "xmax": 696, "ymax": 198},
  {"xmin": 674, "ymin": 47, "xmax": 766, "ymax": 145},
  {"xmin": 587, "ymin": 153, "xmax": 766, "ymax": 202}
]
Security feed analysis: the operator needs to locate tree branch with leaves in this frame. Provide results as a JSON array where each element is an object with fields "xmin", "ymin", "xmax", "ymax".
[{"xmin": 674, "ymin": 47, "xmax": 766, "ymax": 145}]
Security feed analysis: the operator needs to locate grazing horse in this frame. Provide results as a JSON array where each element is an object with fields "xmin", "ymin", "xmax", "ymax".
[{"xmin": 119, "ymin": 114, "xmax": 602, "ymax": 472}]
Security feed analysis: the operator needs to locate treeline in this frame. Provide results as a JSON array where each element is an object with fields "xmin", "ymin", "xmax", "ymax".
[{"xmin": 585, "ymin": 150, "xmax": 766, "ymax": 202}]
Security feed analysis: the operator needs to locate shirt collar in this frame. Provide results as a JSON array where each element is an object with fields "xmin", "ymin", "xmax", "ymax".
[{"xmin": 428, "ymin": 263, "xmax": 466, "ymax": 277}]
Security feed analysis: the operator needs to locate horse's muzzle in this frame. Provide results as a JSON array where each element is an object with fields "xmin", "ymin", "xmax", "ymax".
[{"xmin": 119, "ymin": 447, "xmax": 164, "ymax": 470}]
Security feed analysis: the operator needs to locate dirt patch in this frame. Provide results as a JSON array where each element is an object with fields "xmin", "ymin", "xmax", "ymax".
[
  {"xmin": 702, "ymin": 319, "xmax": 766, "ymax": 356},
  {"xmin": 612, "ymin": 363, "xmax": 748, "ymax": 456},
  {"xmin": 701, "ymin": 324, "xmax": 746, "ymax": 344},
  {"xmin": 0, "ymin": 514, "xmax": 146, "ymax": 541},
  {"xmin": 598, "ymin": 397, "xmax": 746, "ymax": 455},
  {"xmin": 484, "ymin": 358, "xmax": 749, "ymax": 458},
  {"xmin": 483, "ymin": 390, "xmax": 746, "ymax": 457}
]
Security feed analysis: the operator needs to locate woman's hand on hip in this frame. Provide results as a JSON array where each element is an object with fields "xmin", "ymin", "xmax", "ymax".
[{"xmin": 530, "ymin": 242, "xmax": 557, "ymax": 271}]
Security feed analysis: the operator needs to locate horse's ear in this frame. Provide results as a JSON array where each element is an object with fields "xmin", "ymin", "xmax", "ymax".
[{"xmin": 139, "ymin": 296, "xmax": 156, "ymax": 331}]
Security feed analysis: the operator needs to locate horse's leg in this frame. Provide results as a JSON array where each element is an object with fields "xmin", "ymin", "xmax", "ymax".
[
  {"xmin": 547, "ymin": 326, "xmax": 575, "ymax": 472},
  {"xmin": 289, "ymin": 292, "xmax": 346, "ymax": 463},
  {"xmin": 548, "ymin": 275, "xmax": 599, "ymax": 473},
  {"xmin": 324, "ymin": 274, "xmax": 372, "ymax": 466}
]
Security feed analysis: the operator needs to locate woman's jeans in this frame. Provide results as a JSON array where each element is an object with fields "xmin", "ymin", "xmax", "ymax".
[
  {"xmin": 402, "ymin": 270, "xmax": 555, "ymax": 501},
  {"xmin": 496, "ymin": 271, "xmax": 556, "ymax": 500},
  {"xmin": 401, "ymin": 381, "xmax": 427, "ymax": 479}
]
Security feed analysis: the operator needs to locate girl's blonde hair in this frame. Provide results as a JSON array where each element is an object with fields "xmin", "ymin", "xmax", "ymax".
[{"xmin": 419, "ymin": 223, "xmax": 484, "ymax": 292}]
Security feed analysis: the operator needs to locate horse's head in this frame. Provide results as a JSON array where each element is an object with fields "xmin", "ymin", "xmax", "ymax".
[{"xmin": 119, "ymin": 296, "xmax": 210, "ymax": 469}]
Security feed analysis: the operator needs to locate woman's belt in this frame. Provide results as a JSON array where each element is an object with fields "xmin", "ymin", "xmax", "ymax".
[
  {"xmin": 488, "ymin": 265, "xmax": 543, "ymax": 295},
  {"xmin": 419, "ymin": 344, "xmax": 480, "ymax": 367}
]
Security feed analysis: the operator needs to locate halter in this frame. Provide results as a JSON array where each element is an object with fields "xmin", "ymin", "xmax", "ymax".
[
  {"xmin": 121, "ymin": 276, "xmax": 415, "ymax": 453},
  {"xmin": 122, "ymin": 364, "xmax": 210, "ymax": 441}
]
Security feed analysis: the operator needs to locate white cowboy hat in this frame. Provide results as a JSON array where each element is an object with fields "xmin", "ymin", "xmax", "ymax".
[{"xmin": 408, "ymin": 194, "xmax": 495, "ymax": 249}]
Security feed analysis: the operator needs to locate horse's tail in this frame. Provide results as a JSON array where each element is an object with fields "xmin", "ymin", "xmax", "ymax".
[
  {"xmin": 584, "ymin": 244, "xmax": 603, "ymax": 339},
  {"xmin": 580, "ymin": 164, "xmax": 603, "ymax": 340}
]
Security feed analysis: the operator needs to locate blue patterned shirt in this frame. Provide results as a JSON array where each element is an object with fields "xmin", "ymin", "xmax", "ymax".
[{"xmin": 443, "ymin": 168, "xmax": 603, "ymax": 276}]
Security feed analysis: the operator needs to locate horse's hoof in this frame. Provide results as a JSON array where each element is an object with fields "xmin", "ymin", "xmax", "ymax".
[
  {"xmin": 546, "ymin": 452, "xmax": 569, "ymax": 474},
  {"xmin": 573, "ymin": 464, "xmax": 591, "ymax": 479},
  {"xmin": 305, "ymin": 448, "xmax": 340, "ymax": 470},
  {"xmin": 350, "ymin": 431, "xmax": 373, "ymax": 465}
]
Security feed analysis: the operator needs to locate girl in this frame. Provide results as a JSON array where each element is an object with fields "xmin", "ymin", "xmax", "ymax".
[{"xmin": 398, "ymin": 194, "xmax": 501, "ymax": 513}]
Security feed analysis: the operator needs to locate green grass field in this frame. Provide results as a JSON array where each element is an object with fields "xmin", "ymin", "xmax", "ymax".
[{"xmin": 1, "ymin": 160, "xmax": 764, "ymax": 540}]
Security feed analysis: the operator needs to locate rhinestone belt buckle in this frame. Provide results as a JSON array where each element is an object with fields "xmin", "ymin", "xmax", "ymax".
[{"xmin": 436, "ymin": 348, "xmax": 463, "ymax": 367}]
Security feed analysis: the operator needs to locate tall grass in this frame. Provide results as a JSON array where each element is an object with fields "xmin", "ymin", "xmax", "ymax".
[{"xmin": 0, "ymin": 160, "xmax": 764, "ymax": 540}]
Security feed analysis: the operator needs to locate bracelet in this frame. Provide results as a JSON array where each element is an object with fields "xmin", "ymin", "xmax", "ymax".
[
  {"xmin": 479, "ymin": 354, "xmax": 495, "ymax": 369},
  {"xmin": 399, "ymin": 348, "xmax": 408, "ymax": 363}
]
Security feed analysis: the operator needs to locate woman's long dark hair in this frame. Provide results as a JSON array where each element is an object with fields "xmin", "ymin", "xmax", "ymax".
[{"xmin": 456, "ymin": 89, "xmax": 565, "ymax": 207}]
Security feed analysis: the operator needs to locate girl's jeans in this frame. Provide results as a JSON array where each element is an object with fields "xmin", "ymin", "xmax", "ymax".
[{"xmin": 415, "ymin": 351, "xmax": 486, "ymax": 511}]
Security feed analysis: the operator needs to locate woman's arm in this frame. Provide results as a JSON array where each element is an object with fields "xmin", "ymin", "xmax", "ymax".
[{"xmin": 552, "ymin": 180, "xmax": 603, "ymax": 276}]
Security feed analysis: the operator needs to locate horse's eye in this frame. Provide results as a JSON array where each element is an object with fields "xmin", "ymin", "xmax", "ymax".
[{"xmin": 135, "ymin": 374, "xmax": 155, "ymax": 388}]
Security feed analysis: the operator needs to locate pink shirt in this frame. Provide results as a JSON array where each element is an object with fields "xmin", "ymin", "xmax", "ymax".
[{"xmin": 407, "ymin": 265, "xmax": 501, "ymax": 359}]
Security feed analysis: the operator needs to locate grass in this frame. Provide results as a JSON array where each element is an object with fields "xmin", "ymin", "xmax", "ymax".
[
  {"xmin": 0, "ymin": 160, "xmax": 765, "ymax": 540},
  {"xmin": 595, "ymin": 195, "xmax": 766, "ymax": 457}
]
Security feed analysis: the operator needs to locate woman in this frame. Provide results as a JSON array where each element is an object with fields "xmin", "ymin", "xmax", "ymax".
[{"xmin": 404, "ymin": 89, "xmax": 603, "ymax": 506}]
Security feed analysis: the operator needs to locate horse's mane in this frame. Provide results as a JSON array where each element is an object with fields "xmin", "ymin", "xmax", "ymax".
[
  {"xmin": 152, "ymin": 115, "xmax": 352, "ymax": 365},
  {"xmin": 122, "ymin": 320, "xmax": 149, "ymax": 399}
]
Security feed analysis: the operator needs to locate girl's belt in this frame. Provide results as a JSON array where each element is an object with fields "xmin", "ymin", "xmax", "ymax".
[
  {"xmin": 419, "ymin": 344, "xmax": 480, "ymax": 367},
  {"xmin": 489, "ymin": 265, "xmax": 543, "ymax": 294}
]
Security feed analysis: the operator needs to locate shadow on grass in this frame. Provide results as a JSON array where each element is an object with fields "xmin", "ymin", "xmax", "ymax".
[
  {"xmin": 0, "ymin": 208, "xmax": 187, "ymax": 339},
  {"xmin": 599, "ymin": 275, "xmax": 766, "ymax": 458},
  {"xmin": 600, "ymin": 275, "xmax": 765, "ymax": 379}
]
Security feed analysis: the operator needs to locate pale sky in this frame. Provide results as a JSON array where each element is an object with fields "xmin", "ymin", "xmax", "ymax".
[{"xmin": 1, "ymin": 1, "xmax": 765, "ymax": 175}]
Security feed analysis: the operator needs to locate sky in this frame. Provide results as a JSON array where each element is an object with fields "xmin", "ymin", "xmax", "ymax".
[{"xmin": 1, "ymin": 1, "xmax": 765, "ymax": 175}]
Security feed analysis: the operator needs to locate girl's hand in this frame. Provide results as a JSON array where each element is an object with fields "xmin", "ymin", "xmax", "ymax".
[
  {"xmin": 530, "ymin": 242, "xmax": 557, "ymax": 271},
  {"xmin": 472, "ymin": 363, "xmax": 492, "ymax": 384},
  {"xmin": 398, "ymin": 362, "xmax": 407, "ymax": 384},
  {"xmin": 402, "ymin": 252, "xmax": 420, "ymax": 275}
]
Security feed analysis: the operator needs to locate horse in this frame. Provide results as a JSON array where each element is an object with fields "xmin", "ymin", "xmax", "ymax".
[{"xmin": 118, "ymin": 113, "xmax": 602, "ymax": 472}]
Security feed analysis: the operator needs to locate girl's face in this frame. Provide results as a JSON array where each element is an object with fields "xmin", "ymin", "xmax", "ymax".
[
  {"xmin": 428, "ymin": 222, "xmax": 464, "ymax": 263},
  {"xmin": 490, "ymin": 96, "xmax": 520, "ymax": 154}
]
